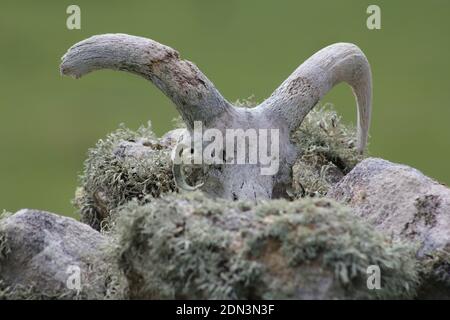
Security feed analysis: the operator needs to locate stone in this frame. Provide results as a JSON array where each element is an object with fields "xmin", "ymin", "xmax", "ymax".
[
  {"xmin": 0, "ymin": 209, "xmax": 124, "ymax": 299},
  {"xmin": 112, "ymin": 192, "xmax": 419, "ymax": 299},
  {"xmin": 328, "ymin": 158, "xmax": 450, "ymax": 298},
  {"xmin": 328, "ymin": 158, "xmax": 450, "ymax": 255}
]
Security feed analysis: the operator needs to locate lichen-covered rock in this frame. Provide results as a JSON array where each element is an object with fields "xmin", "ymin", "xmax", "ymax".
[
  {"xmin": 328, "ymin": 158, "xmax": 450, "ymax": 255},
  {"xmin": 417, "ymin": 250, "xmax": 450, "ymax": 299},
  {"xmin": 112, "ymin": 192, "xmax": 419, "ymax": 299},
  {"xmin": 328, "ymin": 158, "xmax": 450, "ymax": 297},
  {"xmin": 74, "ymin": 123, "xmax": 176, "ymax": 230},
  {"xmin": 75, "ymin": 105, "xmax": 362, "ymax": 230},
  {"xmin": 291, "ymin": 105, "xmax": 363, "ymax": 198},
  {"xmin": 0, "ymin": 209, "xmax": 124, "ymax": 299}
]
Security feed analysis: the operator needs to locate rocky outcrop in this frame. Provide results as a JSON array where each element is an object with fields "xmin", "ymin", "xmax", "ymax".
[
  {"xmin": 73, "ymin": 124, "xmax": 176, "ymax": 231},
  {"xmin": 328, "ymin": 158, "xmax": 450, "ymax": 297},
  {"xmin": 328, "ymin": 158, "xmax": 450, "ymax": 255},
  {"xmin": 0, "ymin": 209, "xmax": 124, "ymax": 299},
  {"xmin": 113, "ymin": 193, "xmax": 419, "ymax": 299},
  {"xmin": 2, "ymin": 137, "xmax": 449, "ymax": 299}
]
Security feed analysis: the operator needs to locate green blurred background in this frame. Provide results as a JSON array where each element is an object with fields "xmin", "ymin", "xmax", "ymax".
[{"xmin": 1, "ymin": 0, "xmax": 449, "ymax": 218}]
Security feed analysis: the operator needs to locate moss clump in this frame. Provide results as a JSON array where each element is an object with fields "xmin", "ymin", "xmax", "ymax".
[
  {"xmin": 0, "ymin": 213, "xmax": 11, "ymax": 300},
  {"xmin": 0, "ymin": 212, "xmax": 10, "ymax": 257},
  {"xmin": 0, "ymin": 277, "xmax": 125, "ymax": 300},
  {"xmin": 0, "ymin": 234, "xmax": 9, "ymax": 264},
  {"xmin": 0, "ymin": 282, "xmax": 79, "ymax": 300},
  {"xmin": 250, "ymin": 199, "xmax": 419, "ymax": 299},
  {"xmin": 112, "ymin": 192, "xmax": 419, "ymax": 299},
  {"xmin": 113, "ymin": 193, "xmax": 262, "ymax": 299},
  {"xmin": 291, "ymin": 104, "xmax": 364, "ymax": 197},
  {"xmin": 74, "ymin": 122, "xmax": 176, "ymax": 230},
  {"xmin": 416, "ymin": 249, "xmax": 450, "ymax": 299},
  {"xmin": 0, "ymin": 253, "xmax": 127, "ymax": 300}
]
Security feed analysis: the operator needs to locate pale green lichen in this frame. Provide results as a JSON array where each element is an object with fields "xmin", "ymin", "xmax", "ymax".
[
  {"xmin": 0, "ymin": 282, "xmax": 122, "ymax": 300},
  {"xmin": 0, "ymin": 210, "xmax": 127, "ymax": 300},
  {"xmin": 0, "ymin": 235, "xmax": 10, "ymax": 268},
  {"xmin": 0, "ymin": 246, "xmax": 126, "ymax": 300},
  {"xmin": 113, "ymin": 194, "xmax": 262, "ymax": 299},
  {"xmin": 232, "ymin": 100, "xmax": 363, "ymax": 197},
  {"xmin": 112, "ymin": 192, "xmax": 419, "ymax": 299},
  {"xmin": 0, "ymin": 210, "xmax": 13, "ymax": 221},
  {"xmin": 233, "ymin": 95, "xmax": 258, "ymax": 108},
  {"xmin": 0, "ymin": 281, "xmax": 80, "ymax": 300},
  {"xmin": 0, "ymin": 234, "xmax": 9, "ymax": 263},
  {"xmin": 416, "ymin": 249, "xmax": 450, "ymax": 298},
  {"xmin": 74, "ymin": 122, "xmax": 176, "ymax": 230},
  {"xmin": 0, "ymin": 267, "xmax": 127, "ymax": 300},
  {"xmin": 0, "ymin": 212, "xmax": 11, "ymax": 273},
  {"xmin": 291, "ymin": 104, "xmax": 364, "ymax": 197}
]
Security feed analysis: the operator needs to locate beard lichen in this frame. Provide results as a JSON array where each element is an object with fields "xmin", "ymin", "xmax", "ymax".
[
  {"xmin": 0, "ymin": 279, "xmax": 124, "ymax": 300},
  {"xmin": 111, "ymin": 192, "xmax": 419, "ymax": 299},
  {"xmin": 291, "ymin": 104, "xmax": 364, "ymax": 198},
  {"xmin": 0, "ymin": 212, "xmax": 11, "ymax": 278},
  {"xmin": 73, "ymin": 122, "xmax": 176, "ymax": 230},
  {"xmin": 0, "ymin": 213, "xmax": 11, "ymax": 300},
  {"xmin": 416, "ymin": 249, "xmax": 450, "ymax": 299}
]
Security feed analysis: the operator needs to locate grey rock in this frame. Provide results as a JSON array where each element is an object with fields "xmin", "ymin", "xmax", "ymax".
[
  {"xmin": 328, "ymin": 158, "xmax": 450, "ymax": 299},
  {"xmin": 328, "ymin": 158, "xmax": 450, "ymax": 255},
  {"xmin": 0, "ymin": 209, "xmax": 123, "ymax": 299}
]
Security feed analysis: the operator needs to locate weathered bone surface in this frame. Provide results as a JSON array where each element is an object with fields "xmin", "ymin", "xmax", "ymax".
[
  {"xmin": 61, "ymin": 34, "xmax": 372, "ymax": 201},
  {"xmin": 0, "ymin": 209, "xmax": 123, "ymax": 299}
]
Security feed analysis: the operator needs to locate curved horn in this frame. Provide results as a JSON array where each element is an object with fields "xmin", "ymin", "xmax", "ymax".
[
  {"xmin": 172, "ymin": 162, "xmax": 204, "ymax": 191},
  {"xmin": 60, "ymin": 34, "xmax": 231, "ymax": 129},
  {"xmin": 261, "ymin": 43, "xmax": 372, "ymax": 152}
]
